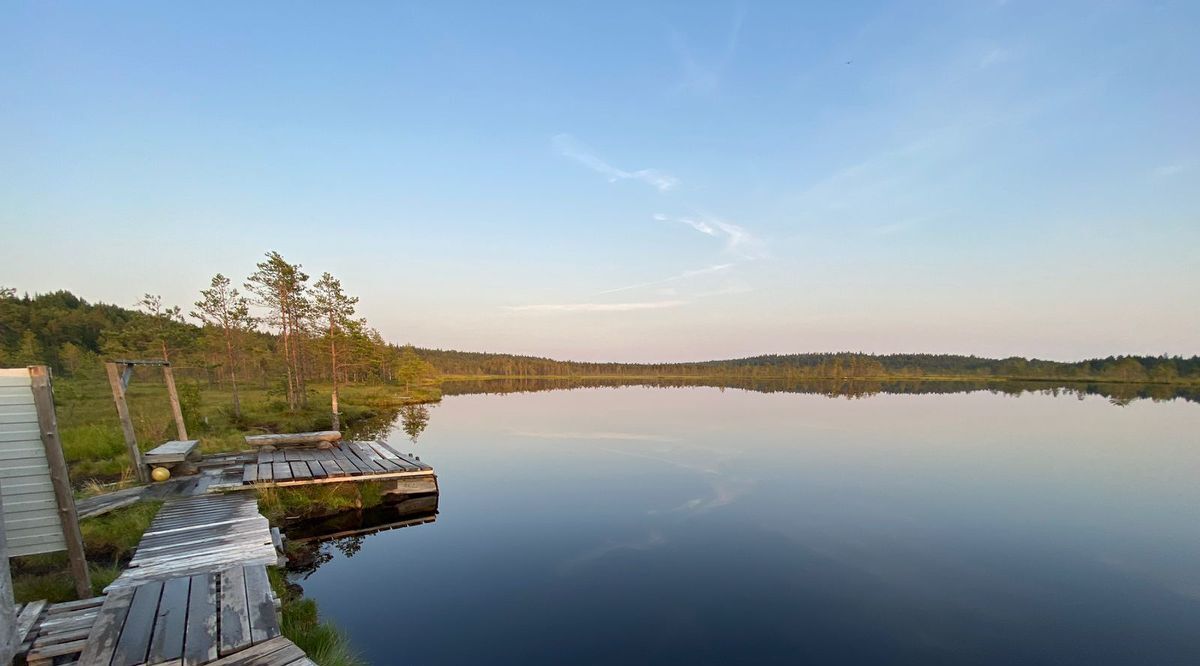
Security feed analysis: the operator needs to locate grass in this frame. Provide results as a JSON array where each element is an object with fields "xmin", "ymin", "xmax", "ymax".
[
  {"xmin": 78, "ymin": 500, "xmax": 163, "ymax": 564},
  {"xmin": 257, "ymin": 481, "xmax": 386, "ymax": 523}
]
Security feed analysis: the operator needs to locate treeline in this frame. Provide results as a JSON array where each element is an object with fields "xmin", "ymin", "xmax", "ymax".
[
  {"xmin": 1, "ymin": 276, "xmax": 1197, "ymax": 400},
  {"xmin": 414, "ymin": 349, "xmax": 1199, "ymax": 384},
  {"xmin": 0, "ymin": 253, "xmax": 436, "ymax": 420}
]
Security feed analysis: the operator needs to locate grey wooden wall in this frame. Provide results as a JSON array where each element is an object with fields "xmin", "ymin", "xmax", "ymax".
[{"xmin": 0, "ymin": 368, "xmax": 67, "ymax": 556}]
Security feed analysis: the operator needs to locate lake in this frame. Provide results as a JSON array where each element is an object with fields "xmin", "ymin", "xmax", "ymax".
[{"xmin": 293, "ymin": 384, "xmax": 1200, "ymax": 664}]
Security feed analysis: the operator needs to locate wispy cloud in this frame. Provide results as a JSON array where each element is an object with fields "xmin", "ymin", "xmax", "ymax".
[
  {"xmin": 558, "ymin": 530, "xmax": 667, "ymax": 574},
  {"xmin": 505, "ymin": 300, "xmax": 688, "ymax": 313},
  {"xmin": 978, "ymin": 47, "xmax": 1012, "ymax": 69},
  {"xmin": 598, "ymin": 263, "xmax": 733, "ymax": 295},
  {"xmin": 653, "ymin": 213, "xmax": 715, "ymax": 235},
  {"xmin": 655, "ymin": 213, "xmax": 767, "ymax": 259},
  {"xmin": 553, "ymin": 134, "xmax": 678, "ymax": 191},
  {"xmin": 670, "ymin": 4, "xmax": 746, "ymax": 95},
  {"xmin": 1152, "ymin": 162, "xmax": 1192, "ymax": 178}
]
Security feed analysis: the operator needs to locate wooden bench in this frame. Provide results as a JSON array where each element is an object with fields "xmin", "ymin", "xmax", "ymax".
[
  {"xmin": 244, "ymin": 431, "xmax": 341, "ymax": 451},
  {"xmin": 144, "ymin": 439, "xmax": 201, "ymax": 476}
]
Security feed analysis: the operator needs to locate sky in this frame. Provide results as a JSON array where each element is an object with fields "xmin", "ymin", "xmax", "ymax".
[{"xmin": 1, "ymin": 1, "xmax": 1197, "ymax": 363}]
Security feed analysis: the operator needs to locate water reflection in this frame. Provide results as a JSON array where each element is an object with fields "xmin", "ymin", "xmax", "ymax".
[
  {"xmin": 297, "ymin": 386, "xmax": 1200, "ymax": 664},
  {"xmin": 400, "ymin": 403, "xmax": 432, "ymax": 443},
  {"xmin": 285, "ymin": 494, "xmax": 439, "ymax": 578},
  {"xmin": 443, "ymin": 376, "xmax": 1200, "ymax": 404}
]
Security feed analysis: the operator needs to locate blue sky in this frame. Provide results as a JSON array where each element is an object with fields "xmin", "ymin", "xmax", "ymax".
[{"xmin": 2, "ymin": 1, "xmax": 1197, "ymax": 362}]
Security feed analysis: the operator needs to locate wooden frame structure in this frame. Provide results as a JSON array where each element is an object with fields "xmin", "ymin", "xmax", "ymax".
[
  {"xmin": 0, "ymin": 366, "xmax": 91, "ymax": 599},
  {"xmin": 104, "ymin": 360, "xmax": 188, "ymax": 483}
]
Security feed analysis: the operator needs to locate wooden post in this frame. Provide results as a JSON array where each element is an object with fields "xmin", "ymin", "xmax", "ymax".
[
  {"xmin": 106, "ymin": 362, "xmax": 148, "ymax": 483},
  {"xmin": 161, "ymin": 363, "xmax": 188, "ymax": 440},
  {"xmin": 29, "ymin": 366, "xmax": 92, "ymax": 599},
  {"xmin": 0, "ymin": 490, "xmax": 16, "ymax": 666}
]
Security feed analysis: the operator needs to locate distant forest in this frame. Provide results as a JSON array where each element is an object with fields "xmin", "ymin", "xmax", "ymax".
[{"xmin": 2, "ymin": 265, "xmax": 1197, "ymax": 397}]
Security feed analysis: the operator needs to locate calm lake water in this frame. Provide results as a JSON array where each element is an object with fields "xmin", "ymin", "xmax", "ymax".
[{"xmin": 294, "ymin": 385, "xmax": 1200, "ymax": 664}]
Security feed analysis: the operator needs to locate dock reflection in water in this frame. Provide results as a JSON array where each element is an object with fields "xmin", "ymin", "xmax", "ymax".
[{"xmin": 284, "ymin": 493, "xmax": 439, "ymax": 577}]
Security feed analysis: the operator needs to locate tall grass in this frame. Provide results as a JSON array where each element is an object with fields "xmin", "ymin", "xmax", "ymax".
[{"xmin": 257, "ymin": 482, "xmax": 385, "ymax": 523}]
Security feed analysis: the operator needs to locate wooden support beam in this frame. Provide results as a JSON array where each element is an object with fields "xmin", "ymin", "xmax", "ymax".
[
  {"xmin": 161, "ymin": 364, "xmax": 189, "ymax": 441},
  {"xmin": 29, "ymin": 366, "xmax": 92, "ymax": 599},
  {"xmin": 106, "ymin": 361, "xmax": 147, "ymax": 483}
]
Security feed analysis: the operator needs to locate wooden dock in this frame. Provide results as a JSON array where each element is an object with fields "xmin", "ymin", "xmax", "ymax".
[
  {"xmin": 106, "ymin": 494, "xmax": 278, "ymax": 592},
  {"xmin": 77, "ymin": 564, "xmax": 308, "ymax": 666},
  {"xmin": 207, "ymin": 439, "xmax": 436, "ymax": 494},
  {"xmin": 12, "ymin": 435, "xmax": 438, "ymax": 666}
]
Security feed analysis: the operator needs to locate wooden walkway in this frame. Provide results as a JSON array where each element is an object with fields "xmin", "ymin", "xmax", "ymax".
[
  {"xmin": 76, "ymin": 564, "xmax": 308, "ymax": 666},
  {"xmin": 15, "ymin": 438, "xmax": 439, "ymax": 665},
  {"xmin": 106, "ymin": 494, "xmax": 277, "ymax": 591},
  {"xmin": 15, "ymin": 596, "xmax": 106, "ymax": 665},
  {"xmin": 208, "ymin": 439, "xmax": 434, "ymax": 491}
]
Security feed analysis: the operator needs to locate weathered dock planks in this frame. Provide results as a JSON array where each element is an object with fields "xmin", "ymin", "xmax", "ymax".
[
  {"xmin": 208, "ymin": 439, "xmax": 436, "ymax": 493},
  {"xmin": 77, "ymin": 565, "xmax": 289, "ymax": 666},
  {"xmin": 106, "ymin": 494, "xmax": 277, "ymax": 591},
  {"xmin": 14, "ymin": 596, "xmax": 105, "ymax": 665}
]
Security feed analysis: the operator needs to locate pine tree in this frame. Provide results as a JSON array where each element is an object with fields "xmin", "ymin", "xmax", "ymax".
[
  {"xmin": 311, "ymin": 272, "xmax": 358, "ymax": 430},
  {"xmin": 192, "ymin": 273, "xmax": 257, "ymax": 418},
  {"xmin": 246, "ymin": 252, "xmax": 309, "ymax": 411}
]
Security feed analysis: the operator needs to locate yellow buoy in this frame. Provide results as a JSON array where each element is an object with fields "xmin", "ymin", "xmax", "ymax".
[{"xmin": 151, "ymin": 466, "xmax": 171, "ymax": 482}]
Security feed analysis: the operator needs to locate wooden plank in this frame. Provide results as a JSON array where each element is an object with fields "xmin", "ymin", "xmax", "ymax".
[
  {"xmin": 242, "ymin": 464, "xmax": 258, "ymax": 485},
  {"xmin": 272, "ymin": 463, "xmax": 293, "ymax": 481},
  {"xmin": 183, "ymin": 573, "xmax": 218, "ymax": 666},
  {"xmin": 329, "ymin": 449, "xmax": 363, "ymax": 475},
  {"xmin": 145, "ymin": 440, "xmax": 199, "ymax": 464},
  {"xmin": 288, "ymin": 462, "xmax": 313, "ymax": 481},
  {"xmin": 319, "ymin": 460, "xmax": 347, "ymax": 477},
  {"xmin": 394, "ymin": 451, "xmax": 433, "ymax": 471},
  {"xmin": 307, "ymin": 460, "xmax": 329, "ymax": 479},
  {"xmin": 111, "ymin": 580, "xmax": 164, "ymax": 666},
  {"xmin": 267, "ymin": 470, "xmax": 437, "ymax": 489},
  {"xmin": 36, "ymin": 610, "xmax": 98, "ymax": 632},
  {"xmin": 148, "ymin": 575, "xmax": 190, "ymax": 663},
  {"xmin": 369, "ymin": 441, "xmax": 402, "ymax": 460},
  {"xmin": 44, "ymin": 597, "xmax": 105, "ymax": 615},
  {"xmin": 244, "ymin": 566, "xmax": 279, "ymax": 644},
  {"xmin": 32, "ymin": 623, "xmax": 95, "ymax": 645},
  {"xmin": 15, "ymin": 599, "xmax": 47, "ymax": 646},
  {"xmin": 346, "ymin": 442, "xmax": 388, "ymax": 472},
  {"xmin": 26, "ymin": 637, "xmax": 90, "ymax": 661},
  {"xmin": 77, "ymin": 491, "xmax": 144, "ymax": 520},
  {"xmin": 258, "ymin": 463, "xmax": 273, "ymax": 482},
  {"xmin": 205, "ymin": 636, "xmax": 302, "ymax": 665},
  {"xmin": 218, "ymin": 567, "xmax": 251, "ymax": 656},
  {"xmin": 74, "ymin": 586, "xmax": 135, "ymax": 666}
]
